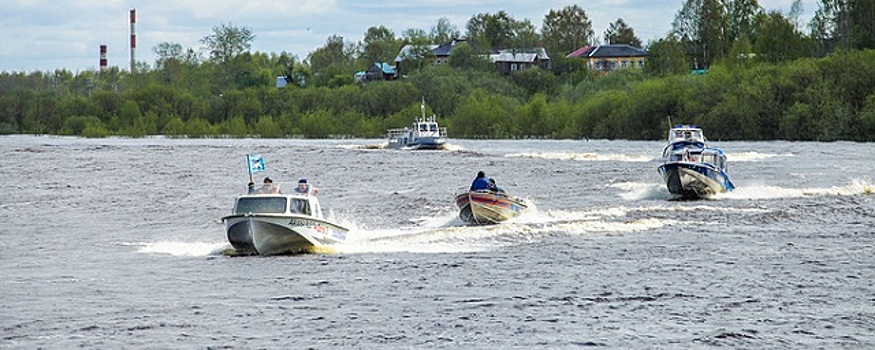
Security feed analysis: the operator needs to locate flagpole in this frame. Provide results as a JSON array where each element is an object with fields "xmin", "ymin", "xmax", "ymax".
[{"xmin": 247, "ymin": 154, "xmax": 254, "ymax": 184}]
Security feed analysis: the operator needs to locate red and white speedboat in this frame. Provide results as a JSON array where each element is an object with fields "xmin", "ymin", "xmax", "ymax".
[{"xmin": 455, "ymin": 190, "xmax": 528, "ymax": 225}]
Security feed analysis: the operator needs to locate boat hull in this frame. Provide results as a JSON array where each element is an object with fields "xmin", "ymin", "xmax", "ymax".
[
  {"xmin": 455, "ymin": 191, "xmax": 527, "ymax": 225},
  {"xmin": 388, "ymin": 137, "xmax": 447, "ymax": 150},
  {"xmin": 658, "ymin": 162, "xmax": 734, "ymax": 199},
  {"xmin": 223, "ymin": 214, "xmax": 348, "ymax": 255}
]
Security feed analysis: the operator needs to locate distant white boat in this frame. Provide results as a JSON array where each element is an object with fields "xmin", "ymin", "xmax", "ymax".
[
  {"xmin": 657, "ymin": 124, "xmax": 735, "ymax": 199},
  {"xmin": 386, "ymin": 99, "xmax": 447, "ymax": 150},
  {"xmin": 222, "ymin": 183, "xmax": 348, "ymax": 255}
]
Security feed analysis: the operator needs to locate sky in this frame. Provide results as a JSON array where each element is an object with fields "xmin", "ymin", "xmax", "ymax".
[{"xmin": 0, "ymin": 0, "xmax": 820, "ymax": 73}]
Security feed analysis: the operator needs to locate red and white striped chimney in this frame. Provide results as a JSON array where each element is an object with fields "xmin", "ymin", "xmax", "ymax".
[
  {"xmin": 99, "ymin": 45, "xmax": 108, "ymax": 71},
  {"xmin": 130, "ymin": 8, "xmax": 136, "ymax": 72}
]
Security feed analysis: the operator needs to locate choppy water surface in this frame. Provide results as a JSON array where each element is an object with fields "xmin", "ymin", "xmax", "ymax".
[{"xmin": 1, "ymin": 135, "xmax": 873, "ymax": 349}]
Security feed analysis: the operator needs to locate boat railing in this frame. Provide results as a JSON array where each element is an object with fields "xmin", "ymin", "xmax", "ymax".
[
  {"xmin": 386, "ymin": 128, "xmax": 411, "ymax": 139},
  {"xmin": 387, "ymin": 117, "xmax": 448, "ymax": 139},
  {"xmin": 671, "ymin": 148, "xmax": 727, "ymax": 168},
  {"xmin": 457, "ymin": 186, "xmax": 510, "ymax": 197}
]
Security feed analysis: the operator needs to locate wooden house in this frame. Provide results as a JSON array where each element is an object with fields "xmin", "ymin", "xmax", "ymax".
[{"xmin": 567, "ymin": 44, "xmax": 646, "ymax": 73}]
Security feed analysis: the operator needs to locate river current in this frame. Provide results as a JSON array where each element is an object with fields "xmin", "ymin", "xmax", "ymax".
[{"xmin": 1, "ymin": 135, "xmax": 873, "ymax": 349}]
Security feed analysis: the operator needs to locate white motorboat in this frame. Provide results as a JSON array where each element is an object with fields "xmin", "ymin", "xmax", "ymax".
[
  {"xmin": 222, "ymin": 182, "xmax": 348, "ymax": 255},
  {"xmin": 386, "ymin": 99, "xmax": 447, "ymax": 150}
]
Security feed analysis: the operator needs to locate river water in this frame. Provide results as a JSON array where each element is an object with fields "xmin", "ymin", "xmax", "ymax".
[{"xmin": 1, "ymin": 135, "xmax": 873, "ymax": 349}]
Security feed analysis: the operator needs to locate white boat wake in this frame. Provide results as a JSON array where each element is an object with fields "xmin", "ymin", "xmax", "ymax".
[
  {"xmin": 613, "ymin": 177, "xmax": 874, "ymax": 201},
  {"xmin": 506, "ymin": 152, "xmax": 653, "ymax": 162},
  {"xmin": 136, "ymin": 241, "xmax": 230, "ymax": 257}
]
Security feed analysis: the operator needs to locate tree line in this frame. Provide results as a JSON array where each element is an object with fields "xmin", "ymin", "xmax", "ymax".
[{"xmin": 1, "ymin": 0, "xmax": 873, "ymax": 141}]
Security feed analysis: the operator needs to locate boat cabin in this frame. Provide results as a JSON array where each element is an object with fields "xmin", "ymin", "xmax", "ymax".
[
  {"xmin": 387, "ymin": 116, "xmax": 445, "ymax": 139},
  {"xmin": 668, "ymin": 125, "xmax": 704, "ymax": 143},
  {"xmin": 668, "ymin": 148, "xmax": 728, "ymax": 170},
  {"xmin": 233, "ymin": 183, "xmax": 323, "ymax": 218}
]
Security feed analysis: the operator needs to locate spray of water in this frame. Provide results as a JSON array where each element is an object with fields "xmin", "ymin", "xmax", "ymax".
[{"xmin": 507, "ymin": 152, "xmax": 653, "ymax": 162}]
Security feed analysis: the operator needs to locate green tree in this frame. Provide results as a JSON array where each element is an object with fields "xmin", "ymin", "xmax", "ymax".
[
  {"xmin": 448, "ymin": 41, "xmax": 493, "ymax": 71},
  {"xmin": 541, "ymin": 5, "xmax": 595, "ymax": 56},
  {"xmin": 217, "ymin": 116, "xmax": 249, "ymax": 137},
  {"xmin": 466, "ymin": 11, "xmax": 520, "ymax": 50},
  {"xmin": 163, "ymin": 116, "xmax": 186, "ymax": 137},
  {"xmin": 153, "ymin": 42, "xmax": 185, "ymax": 68},
  {"xmin": 754, "ymin": 11, "xmax": 810, "ymax": 63},
  {"xmin": 511, "ymin": 19, "xmax": 540, "ymax": 50},
  {"xmin": 201, "ymin": 23, "xmax": 256, "ymax": 65},
  {"xmin": 644, "ymin": 36, "xmax": 690, "ymax": 76},
  {"xmin": 510, "ymin": 67, "xmax": 559, "ymax": 97},
  {"xmin": 516, "ymin": 93, "xmax": 552, "ymax": 136},
  {"xmin": 850, "ymin": 0, "xmax": 875, "ymax": 49},
  {"xmin": 253, "ymin": 115, "xmax": 281, "ymax": 138},
  {"xmin": 430, "ymin": 17, "xmax": 460, "ymax": 44},
  {"xmin": 201, "ymin": 23, "xmax": 256, "ymax": 89},
  {"xmin": 118, "ymin": 100, "xmax": 142, "ymax": 132},
  {"xmin": 672, "ymin": 0, "xmax": 729, "ymax": 66},
  {"xmin": 185, "ymin": 117, "xmax": 213, "ymax": 137},
  {"xmin": 360, "ymin": 26, "xmax": 398, "ymax": 64},
  {"xmin": 398, "ymin": 28, "xmax": 435, "ymax": 74},
  {"xmin": 604, "ymin": 18, "xmax": 642, "ymax": 47},
  {"xmin": 308, "ymin": 35, "xmax": 356, "ymax": 87},
  {"xmin": 450, "ymin": 88, "xmax": 518, "ymax": 138},
  {"xmin": 725, "ymin": 0, "xmax": 763, "ymax": 43}
]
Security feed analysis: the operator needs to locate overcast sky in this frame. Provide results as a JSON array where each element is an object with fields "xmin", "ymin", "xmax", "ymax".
[{"xmin": 0, "ymin": 0, "xmax": 819, "ymax": 73}]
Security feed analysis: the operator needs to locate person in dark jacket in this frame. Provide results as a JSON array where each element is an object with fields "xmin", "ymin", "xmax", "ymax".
[
  {"xmin": 470, "ymin": 171, "xmax": 489, "ymax": 191},
  {"xmin": 488, "ymin": 178, "xmax": 505, "ymax": 193}
]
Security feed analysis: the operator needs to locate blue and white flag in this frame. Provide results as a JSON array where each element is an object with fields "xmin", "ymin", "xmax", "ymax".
[{"xmin": 247, "ymin": 154, "xmax": 266, "ymax": 173}]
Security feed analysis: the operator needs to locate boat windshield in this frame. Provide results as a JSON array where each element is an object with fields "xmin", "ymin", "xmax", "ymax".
[
  {"xmin": 670, "ymin": 128, "xmax": 704, "ymax": 142},
  {"xmin": 235, "ymin": 197, "xmax": 287, "ymax": 214},
  {"xmin": 429, "ymin": 123, "xmax": 438, "ymax": 132},
  {"xmin": 290, "ymin": 198, "xmax": 311, "ymax": 215}
]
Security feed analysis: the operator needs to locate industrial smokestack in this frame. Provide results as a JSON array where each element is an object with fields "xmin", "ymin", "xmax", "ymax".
[
  {"xmin": 99, "ymin": 45, "xmax": 108, "ymax": 71},
  {"xmin": 130, "ymin": 8, "xmax": 136, "ymax": 72}
]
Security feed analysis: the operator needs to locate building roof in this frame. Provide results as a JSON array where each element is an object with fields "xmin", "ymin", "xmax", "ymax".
[
  {"xmin": 489, "ymin": 48, "xmax": 550, "ymax": 63},
  {"xmin": 567, "ymin": 44, "xmax": 646, "ymax": 59},
  {"xmin": 433, "ymin": 41, "xmax": 456, "ymax": 56},
  {"xmin": 491, "ymin": 52, "xmax": 538, "ymax": 63},
  {"xmin": 394, "ymin": 39, "xmax": 468, "ymax": 63},
  {"xmin": 394, "ymin": 44, "xmax": 440, "ymax": 63}
]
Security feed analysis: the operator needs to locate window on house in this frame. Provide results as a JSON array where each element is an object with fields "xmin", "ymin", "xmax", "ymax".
[
  {"xmin": 622, "ymin": 60, "xmax": 628, "ymax": 68},
  {"xmin": 511, "ymin": 63, "xmax": 518, "ymax": 71}
]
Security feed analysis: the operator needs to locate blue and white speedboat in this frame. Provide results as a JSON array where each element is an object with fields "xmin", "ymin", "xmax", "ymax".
[
  {"xmin": 386, "ymin": 99, "xmax": 447, "ymax": 150},
  {"xmin": 657, "ymin": 125, "xmax": 735, "ymax": 199}
]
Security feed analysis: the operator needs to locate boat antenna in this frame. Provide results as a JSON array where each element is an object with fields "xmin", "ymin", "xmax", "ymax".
[{"xmin": 667, "ymin": 115, "xmax": 673, "ymax": 128}]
